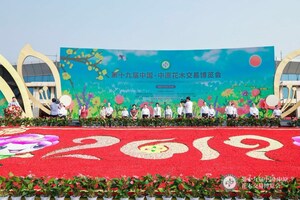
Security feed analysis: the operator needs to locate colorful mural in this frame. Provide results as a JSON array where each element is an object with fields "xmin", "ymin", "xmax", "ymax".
[{"xmin": 59, "ymin": 46, "xmax": 275, "ymax": 118}]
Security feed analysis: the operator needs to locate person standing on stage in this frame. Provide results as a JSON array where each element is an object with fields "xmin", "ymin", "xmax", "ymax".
[
  {"xmin": 200, "ymin": 101, "xmax": 209, "ymax": 118},
  {"xmin": 8, "ymin": 97, "xmax": 20, "ymax": 107},
  {"xmin": 141, "ymin": 104, "xmax": 150, "ymax": 118},
  {"xmin": 78, "ymin": 105, "xmax": 83, "ymax": 119},
  {"xmin": 177, "ymin": 102, "xmax": 184, "ymax": 118},
  {"xmin": 100, "ymin": 106, "xmax": 106, "ymax": 119},
  {"xmin": 58, "ymin": 103, "xmax": 67, "ymax": 118},
  {"xmin": 225, "ymin": 102, "xmax": 234, "ymax": 119},
  {"xmin": 50, "ymin": 98, "xmax": 60, "ymax": 117},
  {"xmin": 80, "ymin": 104, "xmax": 88, "ymax": 119},
  {"xmin": 153, "ymin": 103, "xmax": 162, "ymax": 118},
  {"xmin": 185, "ymin": 96, "xmax": 193, "ymax": 118},
  {"xmin": 164, "ymin": 105, "xmax": 173, "ymax": 119},
  {"xmin": 105, "ymin": 102, "xmax": 113, "ymax": 118},
  {"xmin": 121, "ymin": 107, "xmax": 129, "ymax": 118},
  {"xmin": 208, "ymin": 104, "xmax": 215, "ymax": 118},
  {"xmin": 272, "ymin": 105, "xmax": 282, "ymax": 118},
  {"xmin": 249, "ymin": 103, "xmax": 259, "ymax": 118},
  {"xmin": 130, "ymin": 104, "xmax": 138, "ymax": 119}
]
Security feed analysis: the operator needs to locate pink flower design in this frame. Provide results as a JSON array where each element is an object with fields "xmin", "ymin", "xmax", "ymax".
[
  {"xmin": 239, "ymin": 98, "xmax": 244, "ymax": 103},
  {"xmin": 251, "ymin": 89, "xmax": 260, "ymax": 97},
  {"xmin": 292, "ymin": 136, "xmax": 300, "ymax": 146},
  {"xmin": 115, "ymin": 95, "xmax": 124, "ymax": 105},
  {"xmin": 259, "ymin": 99, "xmax": 268, "ymax": 109},
  {"xmin": 216, "ymin": 107, "xmax": 225, "ymax": 114},
  {"xmin": 198, "ymin": 99, "xmax": 204, "ymax": 107},
  {"xmin": 207, "ymin": 96, "xmax": 212, "ymax": 101},
  {"xmin": 237, "ymin": 104, "xmax": 250, "ymax": 115}
]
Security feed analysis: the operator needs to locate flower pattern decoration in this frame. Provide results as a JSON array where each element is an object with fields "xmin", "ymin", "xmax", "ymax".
[{"xmin": 120, "ymin": 139, "xmax": 188, "ymax": 159}]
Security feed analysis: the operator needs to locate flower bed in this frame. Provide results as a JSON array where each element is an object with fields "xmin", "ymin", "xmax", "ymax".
[{"xmin": 0, "ymin": 174, "xmax": 299, "ymax": 199}]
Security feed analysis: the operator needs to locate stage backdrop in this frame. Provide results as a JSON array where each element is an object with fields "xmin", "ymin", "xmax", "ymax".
[{"xmin": 59, "ymin": 46, "xmax": 275, "ymax": 118}]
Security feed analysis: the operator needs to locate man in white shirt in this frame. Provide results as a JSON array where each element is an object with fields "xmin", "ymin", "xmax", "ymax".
[
  {"xmin": 8, "ymin": 97, "xmax": 20, "ymax": 107},
  {"xmin": 200, "ymin": 101, "xmax": 209, "ymax": 118},
  {"xmin": 141, "ymin": 104, "xmax": 150, "ymax": 118},
  {"xmin": 153, "ymin": 103, "xmax": 161, "ymax": 118},
  {"xmin": 184, "ymin": 97, "xmax": 193, "ymax": 118},
  {"xmin": 249, "ymin": 103, "xmax": 259, "ymax": 118},
  {"xmin": 272, "ymin": 105, "xmax": 282, "ymax": 118},
  {"xmin": 225, "ymin": 102, "xmax": 234, "ymax": 119},
  {"xmin": 208, "ymin": 104, "xmax": 215, "ymax": 118},
  {"xmin": 105, "ymin": 102, "xmax": 114, "ymax": 118}
]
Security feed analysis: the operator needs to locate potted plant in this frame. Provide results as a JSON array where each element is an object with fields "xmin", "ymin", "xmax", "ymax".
[
  {"xmin": 171, "ymin": 177, "xmax": 187, "ymax": 200},
  {"xmin": 220, "ymin": 189, "xmax": 232, "ymax": 200},
  {"xmin": 8, "ymin": 175, "xmax": 23, "ymax": 200},
  {"xmin": 282, "ymin": 178, "xmax": 299, "ymax": 200},
  {"xmin": 0, "ymin": 176, "xmax": 11, "ymax": 200},
  {"xmin": 202, "ymin": 176, "xmax": 218, "ymax": 200},
  {"xmin": 143, "ymin": 175, "xmax": 160, "ymax": 200},
  {"xmin": 157, "ymin": 175, "xmax": 173, "ymax": 200},
  {"xmin": 67, "ymin": 176, "xmax": 84, "ymax": 200},
  {"xmin": 21, "ymin": 175, "xmax": 38, "ymax": 200},
  {"xmin": 132, "ymin": 176, "xmax": 146, "ymax": 200},
  {"xmin": 49, "ymin": 178, "xmax": 70, "ymax": 200},
  {"xmin": 81, "ymin": 176, "xmax": 100, "ymax": 200},
  {"xmin": 37, "ymin": 177, "xmax": 53, "ymax": 200},
  {"xmin": 269, "ymin": 179, "xmax": 282, "ymax": 200},
  {"xmin": 113, "ymin": 177, "xmax": 134, "ymax": 200},
  {"xmin": 184, "ymin": 176, "xmax": 203, "ymax": 200},
  {"xmin": 99, "ymin": 178, "xmax": 115, "ymax": 200},
  {"xmin": 235, "ymin": 178, "xmax": 249, "ymax": 200},
  {"xmin": 247, "ymin": 179, "xmax": 265, "ymax": 200}
]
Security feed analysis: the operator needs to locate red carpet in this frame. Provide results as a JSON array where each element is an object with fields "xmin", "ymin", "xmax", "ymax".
[{"xmin": 0, "ymin": 127, "xmax": 299, "ymax": 178}]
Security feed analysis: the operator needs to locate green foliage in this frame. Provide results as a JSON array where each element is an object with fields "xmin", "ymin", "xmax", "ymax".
[
  {"xmin": 20, "ymin": 176, "xmax": 38, "ymax": 197},
  {"xmin": 143, "ymin": 175, "xmax": 160, "ymax": 197},
  {"xmin": 184, "ymin": 176, "xmax": 203, "ymax": 198},
  {"xmin": 202, "ymin": 176, "xmax": 219, "ymax": 198},
  {"xmin": 112, "ymin": 177, "xmax": 134, "ymax": 198},
  {"xmin": 49, "ymin": 178, "xmax": 70, "ymax": 197},
  {"xmin": 157, "ymin": 175, "xmax": 173, "ymax": 197},
  {"xmin": 0, "ymin": 176, "xmax": 11, "ymax": 196},
  {"xmin": 282, "ymin": 178, "xmax": 299, "ymax": 199},
  {"xmin": 81, "ymin": 176, "xmax": 101, "ymax": 198},
  {"xmin": 37, "ymin": 177, "xmax": 53, "ymax": 197},
  {"xmin": 0, "ymin": 175, "xmax": 298, "ymax": 199}
]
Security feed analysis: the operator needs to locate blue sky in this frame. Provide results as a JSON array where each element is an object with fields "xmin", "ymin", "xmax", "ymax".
[{"xmin": 1, "ymin": 0, "xmax": 300, "ymax": 63}]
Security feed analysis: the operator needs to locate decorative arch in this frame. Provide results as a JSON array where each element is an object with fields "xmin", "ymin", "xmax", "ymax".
[
  {"xmin": 0, "ymin": 55, "xmax": 33, "ymax": 117},
  {"xmin": 16, "ymin": 44, "xmax": 62, "ymax": 115},
  {"xmin": 274, "ymin": 49, "xmax": 300, "ymax": 118}
]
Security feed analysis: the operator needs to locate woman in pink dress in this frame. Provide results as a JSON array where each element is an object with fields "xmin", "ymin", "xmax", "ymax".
[{"xmin": 80, "ymin": 104, "xmax": 88, "ymax": 119}]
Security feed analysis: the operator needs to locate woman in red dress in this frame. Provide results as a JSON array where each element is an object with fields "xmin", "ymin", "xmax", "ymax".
[
  {"xmin": 80, "ymin": 104, "xmax": 88, "ymax": 119},
  {"xmin": 130, "ymin": 104, "xmax": 138, "ymax": 120}
]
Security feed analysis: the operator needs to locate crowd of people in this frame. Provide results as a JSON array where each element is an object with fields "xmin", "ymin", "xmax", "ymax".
[
  {"xmin": 4, "ymin": 96, "xmax": 283, "ymax": 120},
  {"xmin": 78, "ymin": 96, "xmax": 282, "ymax": 120}
]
